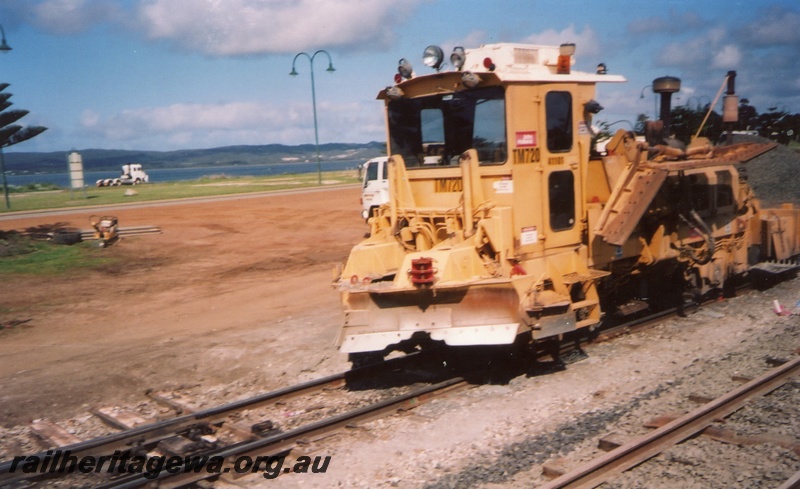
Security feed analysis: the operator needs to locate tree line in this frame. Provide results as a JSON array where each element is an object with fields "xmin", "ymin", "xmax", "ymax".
[{"xmin": 633, "ymin": 100, "xmax": 798, "ymax": 145}]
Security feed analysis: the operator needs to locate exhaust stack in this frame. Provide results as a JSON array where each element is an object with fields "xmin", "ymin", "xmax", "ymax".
[{"xmin": 652, "ymin": 76, "xmax": 681, "ymax": 141}]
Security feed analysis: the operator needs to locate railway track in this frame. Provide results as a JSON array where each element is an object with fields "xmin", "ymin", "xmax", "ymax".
[
  {"xmin": 79, "ymin": 225, "xmax": 162, "ymax": 240},
  {"xmin": 540, "ymin": 355, "xmax": 800, "ymax": 489},
  {"xmin": 96, "ymin": 377, "xmax": 468, "ymax": 488},
  {"xmin": 0, "ymin": 351, "xmax": 464, "ymax": 488},
  {"xmin": 0, "ymin": 285, "xmax": 794, "ymax": 488}
]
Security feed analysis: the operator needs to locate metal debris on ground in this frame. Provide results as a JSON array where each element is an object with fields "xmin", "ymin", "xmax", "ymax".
[
  {"xmin": 89, "ymin": 215, "xmax": 119, "ymax": 247},
  {"xmin": 0, "ymin": 318, "xmax": 32, "ymax": 330},
  {"xmin": 80, "ymin": 217, "xmax": 162, "ymax": 248},
  {"xmin": 772, "ymin": 299, "xmax": 799, "ymax": 316}
]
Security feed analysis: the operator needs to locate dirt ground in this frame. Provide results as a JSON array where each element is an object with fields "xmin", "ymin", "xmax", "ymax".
[{"xmin": 0, "ymin": 186, "xmax": 365, "ymax": 426}]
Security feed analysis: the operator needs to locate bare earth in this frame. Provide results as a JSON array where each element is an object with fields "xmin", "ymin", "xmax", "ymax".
[
  {"xmin": 0, "ymin": 187, "xmax": 363, "ymax": 426},
  {"xmin": 1, "ymin": 185, "xmax": 798, "ymax": 488}
]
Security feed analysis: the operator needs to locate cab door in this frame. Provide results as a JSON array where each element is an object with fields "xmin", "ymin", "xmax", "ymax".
[
  {"xmin": 509, "ymin": 86, "xmax": 546, "ymax": 258},
  {"xmin": 542, "ymin": 89, "xmax": 581, "ymax": 249}
]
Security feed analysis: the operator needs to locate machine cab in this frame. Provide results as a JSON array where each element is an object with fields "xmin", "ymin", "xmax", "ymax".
[{"xmin": 377, "ymin": 43, "xmax": 625, "ymax": 257}]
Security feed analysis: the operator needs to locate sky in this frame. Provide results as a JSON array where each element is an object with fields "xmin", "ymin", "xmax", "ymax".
[{"xmin": 0, "ymin": 0, "xmax": 798, "ymax": 153}]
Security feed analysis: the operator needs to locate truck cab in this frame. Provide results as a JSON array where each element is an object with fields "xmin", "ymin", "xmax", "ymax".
[
  {"xmin": 120, "ymin": 163, "xmax": 149, "ymax": 185},
  {"xmin": 360, "ymin": 156, "xmax": 389, "ymax": 220}
]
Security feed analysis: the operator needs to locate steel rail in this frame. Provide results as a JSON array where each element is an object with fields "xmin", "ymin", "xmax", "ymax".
[
  {"xmin": 0, "ymin": 354, "xmax": 415, "ymax": 485},
  {"xmin": 776, "ymin": 469, "xmax": 800, "ymax": 489},
  {"xmin": 94, "ymin": 377, "xmax": 468, "ymax": 488},
  {"xmin": 539, "ymin": 354, "xmax": 800, "ymax": 489},
  {"xmin": 0, "ymin": 377, "xmax": 344, "ymax": 485}
]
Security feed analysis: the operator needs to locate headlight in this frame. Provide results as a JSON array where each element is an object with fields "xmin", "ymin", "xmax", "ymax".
[
  {"xmin": 450, "ymin": 47, "xmax": 466, "ymax": 71},
  {"xmin": 461, "ymin": 71, "xmax": 481, "ymax": 88},
  {"xmin": 398, "ymin": 58, "xmax": 413, "ymax": 79},
  {"xmin": 422, "ymin": 45, "xmax": 444, "ymax": 71}
]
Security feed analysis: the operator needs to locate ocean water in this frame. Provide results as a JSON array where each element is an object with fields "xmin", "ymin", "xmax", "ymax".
[{"xmin": 4, "ymin": 159, "xmax": 363, "ymax": 188}]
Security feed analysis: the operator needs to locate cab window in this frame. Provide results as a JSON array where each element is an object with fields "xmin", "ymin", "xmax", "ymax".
[
  {"xmin": 363, "ymin": 162, "xmax": 379, "ymax": 188},
  {"xmin": 715, "ymin": 170, "xmax": 733, "ymax": 208},
  {"xmin": 689, "ymin": 173, "xmax": 710, "ymax": 212},
  {"xmin": 546, "ymin": 92, "xmax": 572, "ymax": 152},
  {"xmin": 387, "ymin": 86, "xmax": 506, "ymax": 167},
  {"xmin": 549, "ymin": 170, "xmax": 575, "ymax": 231}
]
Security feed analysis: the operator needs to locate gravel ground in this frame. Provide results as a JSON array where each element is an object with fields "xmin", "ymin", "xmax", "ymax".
[
  {"xmin": 243, "ymin": 279, "xmax": 799, "ymax": 489},
  {"xmin": 737, "ymin": 135, "xmax": 800, "ymax": 206}
]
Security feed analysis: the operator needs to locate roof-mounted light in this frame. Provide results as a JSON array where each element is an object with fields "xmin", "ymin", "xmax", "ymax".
[
  {"xmin": 596, "ymin": 63, "xmax": 607, "ymax": 75},
  {"xmin": 584, "ymin": 99, "xmax": 603, "ymax": 114},
  {"xmin": 461, "ymin": 71, "xmax": 481, "ymax": 88},
  {"xmin": 483, "ymin": 57, "xmax": 495, "ymax": 72},
  {"xmin": 450, "ymin": 46, "xmax": 466, "ymax": 71},
  {"xmin": 398, "ymin": 58, "xmax": 413, "ymax": 80},
  {"xmin": 557, "ymin": 43, "xmax": 575, "ymax": 74},
  {"xmin": 386, "ymin": 86, "xmax": 405, "ymax": 100},
  {"xmin": 422, "ymin": 45, "xmax": 444, "ymax": 71}
]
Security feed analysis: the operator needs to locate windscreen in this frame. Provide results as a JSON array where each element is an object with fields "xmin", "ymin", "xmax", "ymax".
[
  {"xmin": 363, "ymin": 161, "xmax": 379, "ymax": 187},
  {"xmin": 387, "ymin": 86, "xmax": 506, "ymax": 167}
]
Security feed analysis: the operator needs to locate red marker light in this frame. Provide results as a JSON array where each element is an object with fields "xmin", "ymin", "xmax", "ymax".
[
  {"xmin": 557, "ymin": 55, "xmax": 571, "ymax": 74},
  {"xmin": 483, "ymin": 57, "xmax": 495, "ymax": 71}
]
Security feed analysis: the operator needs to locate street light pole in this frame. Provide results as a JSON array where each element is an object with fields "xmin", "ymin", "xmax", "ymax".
[
  {"xmin": 0, "ymin": 23, "xmax": 11, "ymax": 53},
  {"xmin": 0, "ymin": 23, "xmax": 10, "ymax": 208},
  {"xmin": 0, "ymin": 147, "xmax": 9, "ymax": 208},
  {"xmin": 290, "ymin": 50, "xmax": 335, "ymax": 186},
  {"xmin": 640, "ymin": 84, "xmax": 656, "ymax": 120}
]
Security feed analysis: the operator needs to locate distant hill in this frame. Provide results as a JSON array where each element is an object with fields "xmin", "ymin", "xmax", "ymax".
[{"xmin": 3, "ymin": 142, "xmax": 387, "ymax": 175}]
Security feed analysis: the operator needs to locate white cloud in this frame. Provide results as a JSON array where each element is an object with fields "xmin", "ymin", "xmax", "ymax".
[
  {"xmin": 711, "ymin": 45, "xmax": 741, "ymax": 69},
  {"xmin": 522, "ymin": 24, "xmax": 601, "ymax": 58},
  {"xmin": 25, "ymin": 0, "xmax": 124, "ymax": 34},
  {"xmin": 78, "ymin": 99, "xmax": 383, "ymax": 150},
  {"xmin": 135, "ymin": 0, "xmax": 422, "ymax": 55},
  {"xmin": 5, "ymin": 0, "xmax": 422, "ymax": 54},
  {"xmin": 657, "ymin": 26, "xmax": 740, "ymax": 71},
  {"xmin": 628, "ymin": 11, "xmax": 705, "ymax": 36},
  {"xmin": 80, "ymin": 108, "xmax": 100, "ymax": 127},
  {"xmin": 743, "ymin": 6, "xmax": 800, "ymax": 46},
  {"xmin": 658, "ymin": 35, "xmax": 715, "ymax": 68},
  {"xmin": 444, "ymin": 30, "xmax": 489, "ymax": 53}
]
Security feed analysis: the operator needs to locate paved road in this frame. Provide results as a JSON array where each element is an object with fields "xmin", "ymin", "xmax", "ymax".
[{"xmin": 0, "ymin": 184, "xmax": 359, "ymax": 221}]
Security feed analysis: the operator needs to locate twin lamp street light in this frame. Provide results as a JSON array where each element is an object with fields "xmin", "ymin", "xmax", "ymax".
[{"xmin": 290, "ymin": 50, "xmax": 335, "ymax": 186}]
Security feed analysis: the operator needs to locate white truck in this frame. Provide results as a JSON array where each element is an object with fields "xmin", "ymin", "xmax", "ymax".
[
  {"xmin": 119, "ymin": 163, "xmax": 149, "ymax": 185},
  {"xmin": 360, "ymin": 156, "xmax": 389, "ymax": 220},
  {"xmin": 96, "ymin": 163, "xmax": 149, "ymax": 187}
]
